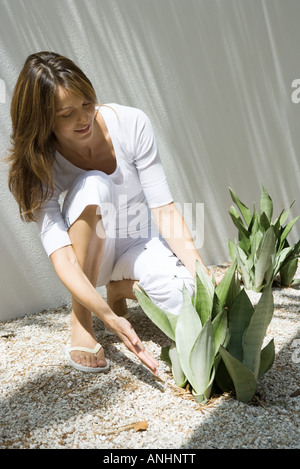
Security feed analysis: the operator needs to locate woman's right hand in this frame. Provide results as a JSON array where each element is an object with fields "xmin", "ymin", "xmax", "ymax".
[{"xmin": 108, "ymin": 315, "xmax": 159, "ymax": 376}]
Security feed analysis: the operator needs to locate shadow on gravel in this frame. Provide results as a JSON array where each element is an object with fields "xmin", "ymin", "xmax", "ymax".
[
  {"xmin": 180, "ymin": 285, "xmax": 300, "ymax": 449},
  {"xmin": 0, "ymin": 288, "xmax": 299, "ymax": 449},
  {"xmin": 0, "ymin": 304, "xmax": 167, "ymax": 448}
]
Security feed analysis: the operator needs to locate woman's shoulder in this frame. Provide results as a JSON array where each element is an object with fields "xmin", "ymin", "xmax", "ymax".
[
  {"xmin": 98, "ymin": 103, "xmax": 149, "ymax": 125},
  {"xmin": 98, "ymin": 103, "xmax": 153, "ymax": 155}
]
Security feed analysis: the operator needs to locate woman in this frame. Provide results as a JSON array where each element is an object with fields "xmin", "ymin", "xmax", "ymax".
[{"xmin": 8, "ymin": 51, "xmax": 213, "ymax": 376}]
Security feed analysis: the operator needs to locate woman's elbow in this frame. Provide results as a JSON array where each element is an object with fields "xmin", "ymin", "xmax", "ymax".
[{"xmin": 50, "ymin": 245, "xmax": 78, "ymax": 271}]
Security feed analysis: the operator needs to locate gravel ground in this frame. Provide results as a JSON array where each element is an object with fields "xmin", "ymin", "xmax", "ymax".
[{"xmin": 0, "ymin": 263, "xmax": 299, "ymax": 450}]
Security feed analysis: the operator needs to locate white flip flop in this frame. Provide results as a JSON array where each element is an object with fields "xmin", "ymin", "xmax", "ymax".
[{"xmin": 65, "ymin": 343, "xmax": 110, "ymax": 373}]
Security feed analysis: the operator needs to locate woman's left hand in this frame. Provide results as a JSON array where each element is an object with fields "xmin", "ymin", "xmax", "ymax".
[{"xmin": 109, "ymin": 316, "xmax": 159, "ymax": 375}]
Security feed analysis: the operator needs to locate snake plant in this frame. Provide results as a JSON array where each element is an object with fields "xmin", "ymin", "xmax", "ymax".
[
  {"xmin": 228, "ymin": 186, "xmax": 300, "ymax": 291},
  {"xmin": 135, "ymin": 259, "xmax": 276, "ymax": 404},
  {"xmin": 215, "ymin": 285, "xmax": 275, "ymax": 403},
  {"xmin": 135, "ymin": 260, "xmax": 240, "ymax": 404}
]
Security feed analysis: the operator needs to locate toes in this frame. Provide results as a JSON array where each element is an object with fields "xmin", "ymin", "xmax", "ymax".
[
  {"xmin": 71, "ymin": 350, "xmax": 107, "ymax": 368},
  {"xmin": 96, "ymin": 357, "xmax": 107, "ymax": 367},
  {"xmin": 96, "ymin": 350, "xmax": 107, "ymax": 368}
]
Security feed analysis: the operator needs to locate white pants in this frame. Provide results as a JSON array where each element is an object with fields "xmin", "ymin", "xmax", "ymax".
[{"xmin": 62, "ymin": 171, "xmax": 194, "ymax": 315}]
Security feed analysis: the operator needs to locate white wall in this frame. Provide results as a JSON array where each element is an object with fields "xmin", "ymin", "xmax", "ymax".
[{"xmin": 1, "ymin": 0, "xmax": 300, "ymax": 321}]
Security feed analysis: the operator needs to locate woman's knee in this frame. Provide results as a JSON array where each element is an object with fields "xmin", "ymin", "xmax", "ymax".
[
  {"xmin": 86, "ymin": 171, "xmax": 116, "ymax": 205},
  {"xmin": 62, "ymin": 171, "xmax": 117, "ymax": 234}
]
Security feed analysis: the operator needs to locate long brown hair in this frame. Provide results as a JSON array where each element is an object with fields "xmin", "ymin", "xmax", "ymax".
[{"xmin": 7, "ymin": 51, "xmax": 97, "ymax": 222}]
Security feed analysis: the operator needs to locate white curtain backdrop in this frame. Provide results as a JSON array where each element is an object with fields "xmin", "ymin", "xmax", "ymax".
[{"xmin": 1, "ymin": 0, "xmax": 300, "ymax": 320}]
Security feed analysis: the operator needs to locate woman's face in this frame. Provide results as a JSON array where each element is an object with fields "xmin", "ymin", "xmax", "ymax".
[{"xmin": 53, "ymin": 86, "xmax": 97, "ymax": 146}]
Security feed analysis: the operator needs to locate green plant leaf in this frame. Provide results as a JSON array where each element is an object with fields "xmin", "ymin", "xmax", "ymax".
[
  {"xmin": 264, "ymin": 262, "xmax": 275, "ymax": 288},
  {"xmin": 242, "ymin": 285, "xmax": 274, "ymax": 378},
  {"xmin": 272, "ymin": 208, "xmax": 287, "ymax": 238},
  {"xmin": 249, "ymin": 229, "xmax": 263, "ymax": 251},
  {"xmin": 280, "ymin": 257, "xmax": 298, "ymax": 286},
  {"xmin": 277, "ymin": 202, "xmax": 295, "ymax": 227},
  {"xmin": 236, "ymin": 245, "xmax": 252, "ymax": 289},
  {"xmin": 215, "ymin": 260, "xmax": 240, "ymax": 309},
  {"xmin": 229, "ymin": 206, "xmax": 250, "ymax": 238},
  {"xmin": 160, "ymin": 346, "xmax": 172, "ymax": 367},
  {"xmin": 192, "ymin": 367, "xmax": 215, "ymax": 405},
  {"xmin": 279, "ymin": 216, "xmax": 300, "ymax": 251},
  {"xmin": 175, "ymin": 286, "xmax": 202, "ymax": 387},
  {"xmin": 258, "ymin": 339, "xmax": 275, "ymax": 378},
  {"xmin": 259, "ymin": 211, "xmax": 270, "ymax": 231},
  {"xmin": 189, "ymin": 319, "xmax": 215, "ymax": 395},
  {"xmin": 219, "ymin": 346, "xmax": 257, "ymax": 403},
  {"xmin": 194, "ymin": 261, "xmax": 214, "ymax": 325},
  {"xmin": 239, "ymin": 230, "xmax": 251, "ymax": 253},
  {"xmin": 228, "ymin": 239, "xmax": 237, "ymax": 262},
  {"xmin": 168, "ymin": 342, "xmax": 187, "ymax": 388},
  {"xmin": 212, "ymin": 309, "xmax": 228, "ymax": 355},
  {"xmin": 249, "ymin": 230, "xmax": 263, "ymax": 268},
  {"xmin": 249, "ymin": 209, "xmax": 260, "ymax": 235},
  {"xmin": 260, "ymin": 185, "xmax": 273, "ymax": 222},
  {"xmin": 195, "ymin": 260, "xmax": 215, "ymax": 299},
  {"xmin": 212, "ymin": 293, "xmax": 223, "ymax": 319},
  {"xmin": 214, "ymin": 357, "xmax": 234, "ymax": 393},
  {"xmin": 229, "ymin": 187, "xmax": 253, "ymax": 228},
  {"xmin": 134, "ymin": 287, "xmax": 177, "ymax": 341},
  {"xmin": 254, "ymin": 227, "xmax": 276, "ymax": 290},
  {"xmin": 227, "ymin": 289, "xmax": 254, "ymax": 362},
  {"xmin": 273, "ymin": 245, "xmax": 296, "ymax": 277}
]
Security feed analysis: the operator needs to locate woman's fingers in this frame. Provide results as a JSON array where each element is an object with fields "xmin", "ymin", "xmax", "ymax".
[
  {"xmin": 112, "ymin": 317, "xmax": 159, "ymax": 375},
  {"xmin": 131, "ymin": 341, "xmax": 159, "ymax": 375},
  {"xmin": 123, "ymin": 332, "xmax": 159, "ymax": 375}
]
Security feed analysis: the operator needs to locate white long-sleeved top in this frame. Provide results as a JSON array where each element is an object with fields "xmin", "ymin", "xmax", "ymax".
[{"xmin": 36, "ymin": 104, "xmax": 174, "ymax": 257}]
